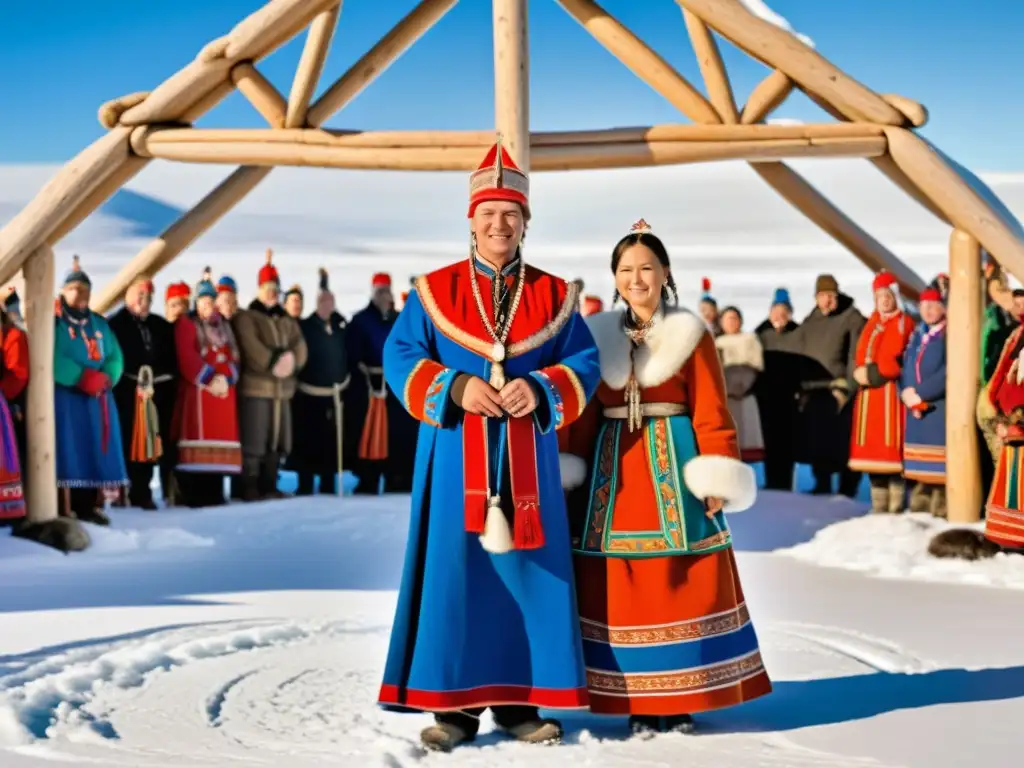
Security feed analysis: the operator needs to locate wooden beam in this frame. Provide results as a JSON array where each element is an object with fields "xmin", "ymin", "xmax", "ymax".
[
  {"xmin": 555, "ymin": 0, "xmax": 720, "ymax": 124},
  {"xmin": 136, "ymin": 122, "xmax": 886, "ymax": 148},
  {"xmin": 23, "ymin": 245, "xmax": 59, "ymax": 524},
  {"xmin": 869, "ymin": 153, "xmax": 950, "ymax": 225},
  {"xmin": 132, "ymin": 132, "xmax": 886, "ymax": 171},
  {"xmin": 0, "ymin": 127, "xmax": 133, "ymax": 285},
  {"xmin": 231, "ymin": 63, "xmax": 288, "ymax": 128},
  {"xmin": 740, "ymin": 70, "xmax": 793, "ymax": 124},
  {"xmin": 882, "ymin": 93, "xmax": 928, "ymax": 128},
  {"xmin": 286, "ymin": 3, "xmax": 343, "ymax": 128},
  {"xmin": 677, "ymin": 0, "xmax": 905, "ymax": 124},
  {"xmin": 882, "ymin": 126, "xmax": 1024, "ymax": 279},
  {"xmin": 749, "ymin": 161, "xmax": 924, "ymax": 299},
  {"xmin": 946, "ymin": 230, "xmax": 983, "ymax": 523},
  {"xmin": 308, "ymin": 0, "xmax": 460, "ymax": 127},
  {"xmin": 493, "ymin": 0, "xmax": 530, "ymax": 170},
  {"xmin": 682, "ymin": 8, "xmax": 738, "ymax": 123},
  {"xmin": 91, "ymin": 166, "xmax": 273, "ymax": 313},
  {"xmin": 119, "ymin": 0, "xmax": 339, "ymax": 127}
]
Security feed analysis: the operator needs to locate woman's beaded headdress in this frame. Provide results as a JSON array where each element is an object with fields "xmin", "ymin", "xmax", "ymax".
[{"xmin": 629, "ymin": 218, "xmax": 653, "ymax": 236}]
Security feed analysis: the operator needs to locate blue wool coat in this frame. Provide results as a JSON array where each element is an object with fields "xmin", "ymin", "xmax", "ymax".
[{"xmin": 901, "ymin": 320, "xmax": 946, "ymax": 484}]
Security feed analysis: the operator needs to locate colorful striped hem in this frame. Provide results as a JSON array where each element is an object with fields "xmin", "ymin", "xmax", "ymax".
[
  {"xmin": 581, "ymin": 604, "xmax": 751, "ymax": 647},
  {"xmin": 848, "ymin": 459, "xmax": 904, "ymax": 474},
  {"xmin": 586, "ymin": 649, "xmax": 767, "ymax": 697},
  {"xmin": 378, "ymin": 683, "xmax": 589, "ymax": 712},
  {"xmin": 985, "ymin": 505, "xmax": 1024, "ymax": 549}
]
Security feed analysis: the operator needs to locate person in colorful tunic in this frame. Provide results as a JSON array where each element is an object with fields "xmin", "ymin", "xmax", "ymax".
[
  {"xmin": 54, "ymin": 256, "xmax": 129, "ymax": 524},
  {"xmin": 558, "ymin": 219, "xmax": 769, "ymax": 736},
  {"xmin": 900, "ymin": 286, "xmax": 947, "ymax": 518},
  {"xmin": 346, "ymin": 273, "xmax": 416, "ymax": 494},
  {"xmin": 378, "ymin": 140, "xmax": 601, "ymax": 752},
  {"xmin": 164, "ymin": 282, "xmax": 191, "ymax": 324},
  {"xmin": 0, "ymin": 302, "xmax": 27, "ymax": 524},
  {"xmin": 108, "ymin": 275, "xmax": 178, "ymax": 510},
  {"xmin": 716, "ymin": 306, "xmax": 765, "ymax": 463},
  {"xmin": 848, "ymin": 271, "xmax": 914, "ymax": 513},
  {"xmin": 172, "ymin": 274, "xmax": 242, "ymax": 507}
]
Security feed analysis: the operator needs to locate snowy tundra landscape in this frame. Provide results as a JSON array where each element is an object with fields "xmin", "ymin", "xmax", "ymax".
[{"xmin": 2, "ymin": 159, "xmax": 1024, "ymax": 766}]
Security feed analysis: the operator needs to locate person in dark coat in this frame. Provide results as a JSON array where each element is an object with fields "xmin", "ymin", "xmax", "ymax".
[
  {"xmin": 754, "ymin": 287, "xmax": 801, "ymax": 490},
  {"xmin": 790, "ymin": 274, "xmax": 867, "ymax": 497},
  {"xmin": 290, "ymin": 269, "xmax": 350, "ymax": 495},
  {"xmin": 345, "ymin": 273, "xmax": 416, "ymax": 494},
  {"xmin": 108, "ymin": 275, "xmax": 178, "ymax": 509}
]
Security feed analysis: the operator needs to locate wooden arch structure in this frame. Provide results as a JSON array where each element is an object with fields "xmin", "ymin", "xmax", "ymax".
[{"xmin": 2, "ymin": 0, "xmax": 1023, "ymax": 539}]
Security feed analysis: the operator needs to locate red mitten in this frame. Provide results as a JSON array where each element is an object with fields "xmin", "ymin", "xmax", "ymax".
[{"xmin": 77, "ymin": 368, "xmax": 110, "ymax": 396}]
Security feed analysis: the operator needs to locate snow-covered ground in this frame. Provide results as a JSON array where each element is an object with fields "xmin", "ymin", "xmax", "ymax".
[{"xmin": 1, "ymin": 483, "xmax": 1023, "ymax": 768}]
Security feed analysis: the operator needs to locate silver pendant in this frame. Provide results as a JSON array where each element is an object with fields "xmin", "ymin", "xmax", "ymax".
[{"xmin": 492, "ymin": 341, "xmax": 505, "ymax": 362}]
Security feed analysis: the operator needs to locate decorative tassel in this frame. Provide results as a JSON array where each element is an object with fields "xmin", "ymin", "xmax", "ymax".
[
  {"xmin": 480, "ymin": 499, "xmax": 513, "ymax": 554},
  {"xmin": 513, "ymin": 499, "xmax": 544, "ymax": 549},
  {"xmin": 625, "ymin": 373, "xmax": 642, "ymax": 433},
  {"xmin": 130, "ymin": 391, "xmax": 163, "ymax": 463},
  {"xmin": 358, "ymin": 396, "xmax": 389, "ymax": 460}
]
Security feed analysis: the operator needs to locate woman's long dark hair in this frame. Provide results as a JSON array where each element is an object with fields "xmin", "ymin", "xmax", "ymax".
[{"xmin": 610, "ymin": 231, "xmax": 678, "ymax": 308}]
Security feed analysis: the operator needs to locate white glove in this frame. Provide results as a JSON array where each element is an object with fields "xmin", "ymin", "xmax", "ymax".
[{"xmin": 208, "ymin": 374, "xmax": 229, "ymax": 397}]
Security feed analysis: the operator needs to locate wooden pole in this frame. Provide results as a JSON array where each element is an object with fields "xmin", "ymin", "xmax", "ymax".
[
  {"xmin": 882, "ymin": 93, "xmax": 928, "ymax": 128},
  {"xmin": 23, "ymin": 245, "xmax": 59, "ymax": 524},
  {"xmin": 676, "ymin": 0, "xmax": 904, "ymax": 125},
  {"xmin": 750, "ymin": 161, "xmax": 925, "ymax": 298},
  {"xmin": 91, "ymin": 166, "xmax": 273, "ymax": 313},
  {"xmin": 681, "ymin": 8, "xmax": 738, "ymax": 123},
  {"xmin": 307, "ymin": 0, "xmax": 460, "ymax": 127},
  {"xmin": 740, "ymin": 70, "xmax": 793, "ymax": 124},
  {"xmin": 231, "ymin": 63, "xmax": 288, "ymax": 128},
  {"xmin": 555, "ymin": 0, "xmax": 720, "ymax": 124},
  {"xmin": 869, "ymin": 154, "xmax": 950, "ymax": 226},
  {"xmin": 493, "ymin": 0, "xmax": 530, "ymax": 170},
  {"xmin": 946, "ymin": 230, "xmax": 982, "ymax": 523},
  {"xmin": 882, "ymin": 127, "xmax": 1024, "ymax": 280},
  {"xmin": 286, "ymin": 2, "xmax": 342, "ymax": 128}
]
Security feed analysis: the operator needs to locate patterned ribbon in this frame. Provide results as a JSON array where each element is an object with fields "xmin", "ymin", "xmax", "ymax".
[
  {"xmin": 461, "ymin": 412, "xmax": 544, "ymax": 550},
  {"xmin": 358, "ymin": 365, "xmax": 389, "ymax": 461},
  {"xmin": 130, "ymin": 365, "xmax": 163, "ymax": 463}
]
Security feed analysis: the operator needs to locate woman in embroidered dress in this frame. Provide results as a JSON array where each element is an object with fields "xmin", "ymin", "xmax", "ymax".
[
  {"xmin": 172, "ymin": 274, "xmax": 242, "ymax": 507},
  {"xmin": 715, "ymin": 306, "xmax": 765, "ymax": 463},
  {"xmin": 900, "ymin": 287, "xmax": 947, "ymax": 517},
  {"xmin": 559, "ymin": 220, "xmax": 770, "ymax": 735},
  {"xmin": 848, "ymin": 271, "xmax": 915, "ymax": 514},
  {"xmin": 54, "ymin": 256, "xmax": 128, "ymax": 524},
  {"xmin": 0, "ymin": 304, "xmax": 27, "ymax": 523}
]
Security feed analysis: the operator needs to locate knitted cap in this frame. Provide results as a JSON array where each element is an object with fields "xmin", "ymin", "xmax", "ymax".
[
  {"xmin": 771, "ymin": 287, "xmax": 792, "ymax": 309},
  {"xmin": 258, "ymin": 248, "xmax": 280, "ymax": 286},
  {"xmin": 63, "ymin": 255, "xmax": 91, "ymax": 288},
  {"xmin": 217, "ymin": 275, "xmax": 237, "ymax": 294},
  {"xmin": 699, "ymin": 277, "xmax": 715, "ymax": 304}
]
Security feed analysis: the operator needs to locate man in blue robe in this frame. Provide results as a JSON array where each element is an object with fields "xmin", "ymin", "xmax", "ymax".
[{"xmin": 378, "ymin": 140, "xmax": 601, "ymax": 752}]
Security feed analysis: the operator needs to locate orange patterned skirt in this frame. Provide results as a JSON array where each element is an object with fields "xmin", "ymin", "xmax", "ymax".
[
  {"xmin": 985, "ymin": 444, "xmax": 1024, "ymax": 550},
  {"xmin": 573, "ymin": 548, "xmax": 771, "ymax": 716},
  {"xmin": 849, "ymin": 380, "xmax": 905, "ymax": 474}
]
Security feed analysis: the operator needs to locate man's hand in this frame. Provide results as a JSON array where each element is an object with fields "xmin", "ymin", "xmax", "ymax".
[
  {"xmin": 272, "ymin": 351, "xmax": 294, "ymax": 379},
  {"xmin": 901, "ymin": 387, "xmax": 922, "ymax": 408},
  {"xmin": 460, "ymin": 376, "xmax": 505, "ymax": 418},
  {"xmin": 853, "ymin": 366, "xmax": 869, "ymax": 386},
  {"xmin": 500, "ymin": 378, "xmax": 539, "ymax": 419}
]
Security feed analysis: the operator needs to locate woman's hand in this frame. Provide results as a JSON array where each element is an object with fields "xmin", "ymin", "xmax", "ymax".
[
  {"xmin": 853, "ymin": 366, "xmax": 869, "ymax": 386},
  {"xmin": 705, "ymin": 497, "xmax": 724, "ymax": 518}
]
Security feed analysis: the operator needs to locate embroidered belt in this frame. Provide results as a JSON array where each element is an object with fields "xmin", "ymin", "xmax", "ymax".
[
  {"xmin": 298, "ymin": 374, "xmax": 351, "ymax": 397},
  {"xmin": 358, "ymin": 364, "xmax": 387, "ymax": 398},
  {"xmin": 358, "ymin": 365, "xmax": 387, "ymax": 460},
  {"xmin": 603, "ymin": 403, "xmax": 688, "ymax": 419}
]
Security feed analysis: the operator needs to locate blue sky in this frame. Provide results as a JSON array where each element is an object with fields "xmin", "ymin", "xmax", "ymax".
[{"xmin": 1, "ymin": 0, "xmax": 1021, "ymax": 170}]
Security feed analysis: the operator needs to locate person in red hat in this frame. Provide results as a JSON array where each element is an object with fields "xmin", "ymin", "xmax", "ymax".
[
  {"xmin": 580, "ymin": 294, "xmax": 603, "ymax": 316},
  {"xmin": 377, "ymin": 138, "xmax": 601, "ymax": 751},
  {"xmin": 900, "ymin": 285, "xmax": 947, "ymax": 517},
  {"xmin": 107, "ymin": 274, "xmax": 178, "ymax": 510},
  {"xmin": 164, "ymin": 282, "xmax": 191, "ymax": 324},
  {"xmin": 848, "ymin": 271, "xmax": 915, "ymax": 512},
  {"xmin": 344, "ymin": 270, "xmax": 417, "ymax": 495},
  {"xmin": 232, "ymin": 248, "xmax": 308, "ymax": 501}
]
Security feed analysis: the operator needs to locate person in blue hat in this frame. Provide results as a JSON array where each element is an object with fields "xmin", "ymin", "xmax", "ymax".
[
  {"xmin": 697, "ymin": 277, "xmax": 721, "ymax": 337},
  {"xmin": 54, "ymin": 255, "xmax": 129, "ymax": 523},
  {"xmin": 754, "ymin": 287, "xmax": 801, "ymax": 490},
  {"xmin": 215, "ymin": 275, "xmax": 239, "ymax": 320}
]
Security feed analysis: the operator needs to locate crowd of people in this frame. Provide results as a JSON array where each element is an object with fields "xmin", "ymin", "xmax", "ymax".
[{"xmin": 0, "ymin": 251, "xmax": 423, "ymax": 529}]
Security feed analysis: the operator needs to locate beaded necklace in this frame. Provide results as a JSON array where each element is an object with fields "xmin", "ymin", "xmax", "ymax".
[
  {"xmin": 622, "ymin": 305, "xmax": 660, "ymax": 432},
  {"xmin": 468, "ymin": 250, "xmax": 526, "ymax": 390}
]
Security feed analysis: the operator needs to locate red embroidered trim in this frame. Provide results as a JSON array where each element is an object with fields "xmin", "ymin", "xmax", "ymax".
[
  {"xmin": 463, "ymin": 414, "xmax": 488, "ymax": 533},
  {"xmin": 508, "ymin": 415, "xmax": 543, "ymax": 548},
  {"xmin": 378, "ymin": 683, "xmax": 589, "ymax": 711}
]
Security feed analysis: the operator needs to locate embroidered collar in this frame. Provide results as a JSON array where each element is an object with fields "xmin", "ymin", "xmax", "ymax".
[{"xmin": 473, "ymin": 252, "xmax": 521, "ymax": 280}]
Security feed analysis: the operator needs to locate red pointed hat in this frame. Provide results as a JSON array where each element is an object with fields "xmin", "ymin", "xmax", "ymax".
[
  {"xmin": 872, "ymin": 270, "xmax": 898, "ymax": 292},
  {"xmin": 468, "ymin": 136, "xmax": 530, "ymax": 218},
  {"xmin": 165, "ymin": 282, "xmax": 190, "ymax": 302},
  {"xmin": 919, "ymin": 287, "xmax": 943, "ymax": 303},
  {"xmin": 371, "ymin": 273, "xmax": 391, "ymax": 289},
  {"xmin": 258, "ymin": 248, "xmax": 280, "ymax": 286}
]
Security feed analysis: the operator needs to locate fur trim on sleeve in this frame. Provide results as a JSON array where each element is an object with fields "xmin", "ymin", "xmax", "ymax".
[
  {"xmin": 559, "ymin": 453, "xmax": 588, "ymax": 491},
  {"xmin": 714, "ymin": 332, "xmax": 764, "ymax": 372},
  {"xmin": 682, "ymin": 454, "xmax": 757, "ymax": 513}
]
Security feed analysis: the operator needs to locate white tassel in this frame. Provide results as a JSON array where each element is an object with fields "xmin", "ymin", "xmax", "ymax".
[{"xmin": 479, "ymin": 499, "xmax": 513, "ymax": 554}]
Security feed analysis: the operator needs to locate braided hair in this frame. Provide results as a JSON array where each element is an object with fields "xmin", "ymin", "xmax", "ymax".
[{"xmin": 609, "ymin": 231, "xmax": 678, "ymax": 308}]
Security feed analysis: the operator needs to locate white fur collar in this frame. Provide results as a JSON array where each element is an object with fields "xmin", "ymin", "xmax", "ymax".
[
  {"xmin": 585, "ymin": 306, "xmax": 708, "ymax": 389},
  {"xmin": 715, "ymin": 331, "xmax": 764, "ymax": 371}
]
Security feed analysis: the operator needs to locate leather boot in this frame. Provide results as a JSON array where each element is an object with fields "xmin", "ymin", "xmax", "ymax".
[
  {"xmin": 888, "ymin": 477, "xmax": 906, "ymax": 514},
  {"xmin": 909, "ymin": 482, "xmax": 930, "ymax": 512},
  {"xmin": 868, "ymin": 475, "xmax": 889, "ymax": 513},
  {"xmin": 929, "ymin": 486, "xmax": 948, "ymax": 519}
]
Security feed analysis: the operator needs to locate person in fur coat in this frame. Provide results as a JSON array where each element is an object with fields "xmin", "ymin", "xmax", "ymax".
[{"xmin": 715, "ymin": 306, "xmax": 765, "ymax": 462}]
